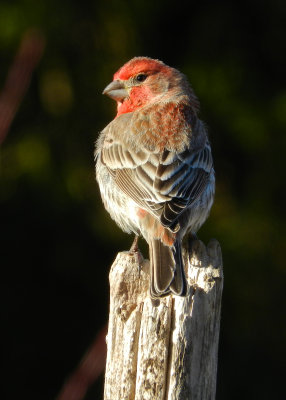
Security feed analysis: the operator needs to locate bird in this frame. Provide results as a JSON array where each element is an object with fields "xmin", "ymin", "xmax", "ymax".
[{"xmin": 95, "ymin": 57, "xmax": 215, "ymax": 298}]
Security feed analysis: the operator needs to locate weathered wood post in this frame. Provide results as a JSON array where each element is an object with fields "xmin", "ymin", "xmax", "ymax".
[{"xmin": 104, "ymin": 237, "xmax": 223, "ymax": 400}]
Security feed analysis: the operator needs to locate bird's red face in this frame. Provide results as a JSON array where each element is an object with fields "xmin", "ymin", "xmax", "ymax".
[{"xmin": 103, "ymin": 57, "xmax": 173, "ymax": 116}]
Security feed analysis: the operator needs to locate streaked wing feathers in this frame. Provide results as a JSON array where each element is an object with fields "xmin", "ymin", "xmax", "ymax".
[
  {"xmin": 100, "ymin": 120, "xmax": 212, "ymax": 228},
  {"xmin": 102, "ymin": 144, "xmax": 149, "ymax": 169},
  {"xmin": 160, "ymin": 144, "xmax": 213, "ymax": 228}
]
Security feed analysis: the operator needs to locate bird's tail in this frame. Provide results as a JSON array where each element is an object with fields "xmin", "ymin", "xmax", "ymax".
[{"xmin": 149, "ymin": 239, "xmax": 187, "ymax": 298}]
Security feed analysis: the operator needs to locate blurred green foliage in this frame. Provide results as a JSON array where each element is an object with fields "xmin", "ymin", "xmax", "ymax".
[{"xmin": 1, "ymin": 0, "xmax": 285, "ymax": 399}]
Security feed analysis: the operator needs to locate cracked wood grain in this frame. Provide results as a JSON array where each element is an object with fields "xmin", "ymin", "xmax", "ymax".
[{"xmin": 104, "ymin": 238, "xmax": 223, "ymax": 400}]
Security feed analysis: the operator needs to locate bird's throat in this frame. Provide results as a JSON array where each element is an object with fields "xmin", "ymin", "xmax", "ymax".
[{"xmin": 116, "ymin": 86, "xmax": 153, "ymax": 116}]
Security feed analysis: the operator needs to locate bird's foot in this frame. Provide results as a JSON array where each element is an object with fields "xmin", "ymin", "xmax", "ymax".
[
  {"xmin": 129, "ymin": 234, "xmax": 139, "ymax": 253},
  {"xmin": 129, "ymin": 235, "xmax": 143, "ymax": 276}
]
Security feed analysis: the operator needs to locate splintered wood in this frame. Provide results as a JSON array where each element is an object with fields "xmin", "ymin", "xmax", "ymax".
[{"xmin": 104, "ymin": 239, "xmax": 223, "ymax": 400}]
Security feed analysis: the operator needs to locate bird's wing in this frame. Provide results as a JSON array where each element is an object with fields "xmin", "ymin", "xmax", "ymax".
[
  {"xmin": 100, "ymin": 139, "xmax": 166, "ymax": 217},
  {"xmin": 157, "ymin": 142, "xmax": 213, "ymax": 229},
  {"xmin": 98, "ymin": 112, "xmax": 213, "ymax": 227}
]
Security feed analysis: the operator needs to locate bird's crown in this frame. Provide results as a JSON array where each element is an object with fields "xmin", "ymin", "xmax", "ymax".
[{"xmin": 113, "ymin": 57, "xmax": 168, "ymax": 81}]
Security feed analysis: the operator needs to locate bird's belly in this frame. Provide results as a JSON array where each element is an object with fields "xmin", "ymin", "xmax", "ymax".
[{"xmin": 96, "ymin": 161, "xmax": 140, "ymax": 235}]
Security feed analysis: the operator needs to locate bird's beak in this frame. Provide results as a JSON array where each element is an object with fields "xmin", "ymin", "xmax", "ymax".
[{"xmin": 102, "ymin": 80, "xmax": 128, "ymax": 102}]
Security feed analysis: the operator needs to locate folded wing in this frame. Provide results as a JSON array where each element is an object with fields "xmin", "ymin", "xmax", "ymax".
[{"xmin": 98, "ymin": 113, "xmax": 213, "ymax": 230}]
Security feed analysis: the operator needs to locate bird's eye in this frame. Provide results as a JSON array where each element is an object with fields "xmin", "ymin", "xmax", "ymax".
[{"xmin": 136, "ymin": 74, "xmax": 147, "ymax": 82}]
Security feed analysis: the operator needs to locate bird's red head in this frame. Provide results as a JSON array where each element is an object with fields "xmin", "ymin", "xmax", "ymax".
[
  {"xmin": 103, "ymin": 57, "xmax": 182, "ymax": 116},
  {"xmin": 113, "ymin": 57, "xmax": 167, "ymax": 81}
]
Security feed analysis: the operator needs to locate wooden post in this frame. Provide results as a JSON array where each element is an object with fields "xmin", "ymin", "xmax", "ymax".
[{"xmin": 104, "ymin": 237, "xmax": 223, "ymax": 400}]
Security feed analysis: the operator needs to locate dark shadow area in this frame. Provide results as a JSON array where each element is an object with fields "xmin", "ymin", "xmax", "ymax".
[{"xmin": 1, "ymin": 0, "xmax": 285, "ymax": 399}]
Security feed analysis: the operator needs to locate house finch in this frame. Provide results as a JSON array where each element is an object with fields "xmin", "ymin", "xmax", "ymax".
[{"xmin": 95, "ymin": 57, "xmax": 215, "ymax": 298}]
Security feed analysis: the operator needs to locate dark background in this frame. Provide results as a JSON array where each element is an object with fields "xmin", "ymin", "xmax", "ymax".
[{"xmin": 1, "ymin": 0, "xmax": 286, "ymax": 399}]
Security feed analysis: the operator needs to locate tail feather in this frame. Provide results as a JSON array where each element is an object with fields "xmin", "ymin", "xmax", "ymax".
[
  {"xmin": 169, "ymin": 241, "xmax": 187, "ymax": 296},
  {"xmin": 149, "ymin": 239, "xmax": 187, "ymax": 298}
]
